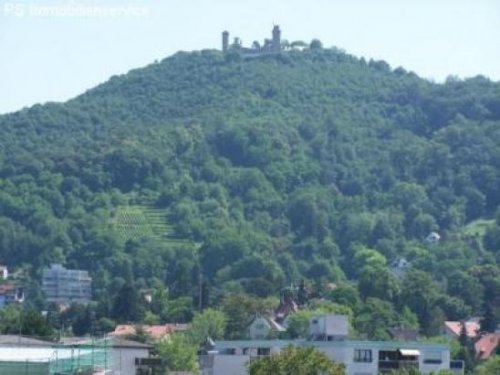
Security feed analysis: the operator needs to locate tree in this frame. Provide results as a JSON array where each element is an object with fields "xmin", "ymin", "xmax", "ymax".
[
  {"xmin": 309, "ymin": 39, "xmax": 323, "ymax": 50},
  {"xmin": 286, "ymin": 310, "xmax": 314, "ymax": 339},
  {"xmin": 248, "ymin": 346, "xmax": 345, "ymax": 375},
  {"xmin": 400, "ymin": 270, "xmax": 441, "ymax": 335},
  {"xmin": 112, "ymin": 281, "xmax": 146, "ymax": 323},
  {"xmin": 474, "ymin": 356, "xmax": 500, "ymax": 375},
  {"xmin": 155, "ymin": 334, "xmax": 198, "ymax": 373},
  {"xmin": 480, "ymin": 301, "xmax": 497, "ymax": 332},
  {"xmin": 20, "ymin": 309, "xmax": 54, "ymax": 339},
  {"xmin": 358, "ymin": 264, "xmax": 401, "ymax": 302},
  {"xmin": 188, "ymin": 308, "xmax": 227, "ymax": 345},
  {"xmin": 457, "ymin": 321, "xmax": 476, "ymax": 373},
  {"xmin": 355, "ymin": 298, "xmax": 396, "ymax": 340}
]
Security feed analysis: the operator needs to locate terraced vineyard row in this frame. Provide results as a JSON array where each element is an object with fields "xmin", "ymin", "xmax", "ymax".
[{"xmin": 111, "ymin": 205, "xmax": 191, "ymax": 247}]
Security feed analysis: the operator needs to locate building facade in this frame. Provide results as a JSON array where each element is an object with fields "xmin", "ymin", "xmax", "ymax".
[
  {"xmin": 42, "ymin": 264, "xmax": 92, "ymax": 304},
  {"xmin": 0, "ymin": 283, "xmax": 24, "ymax": 307},
  {"xmin": 199, "ymin": 315, "xmax": 464, "ymax": 375},
  {"xmin": 200, "ymin": 339, "xmax": 460, "ymax": 375}
]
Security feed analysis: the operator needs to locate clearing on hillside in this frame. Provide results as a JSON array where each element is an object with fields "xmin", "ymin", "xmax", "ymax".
[{"xmin": 110, "ymin": 205, "xmax": 191, "ymax": 247}]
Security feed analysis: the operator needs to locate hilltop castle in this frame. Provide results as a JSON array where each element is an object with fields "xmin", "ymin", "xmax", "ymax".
[{"xmin": 222, "ymin": 25, "xmax": 283, "ymax": 55}]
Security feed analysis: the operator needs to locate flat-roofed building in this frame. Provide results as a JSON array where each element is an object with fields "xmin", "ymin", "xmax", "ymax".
[
  {"xmin": 42, "ymin": 264, "xmax": 92, "ymax": 304},
  {"xmin": 199, "ymin": 314, "xmax": 464, "ymax": 375}
]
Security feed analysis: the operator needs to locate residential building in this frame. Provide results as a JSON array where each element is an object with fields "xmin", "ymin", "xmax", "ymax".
[
  {"xmin": 443, "ymin": 320, "xmax": 480, "ymax": 339},
  {"xmin": 199, "ymin": 339, "xmax": 458, "ymax": 375},
  {"xmin": 474, "ymin": 332, "xmax": 500, "ymax": 360},
  {"xmin": 0, "ymin": 265, "xmax": 8, "ymax": 280},
  {"xmin": 247, "ymin": 315, "xmax": 285, "ymax": 340},
  {"xmin": 0, "ymin": 283, "xmax": 24, "ymax": 307},
  {"xmin": 274, "ymin": 294, "xmax": 299, "ymax": 324},
  {"xmin": 426, "ymin": 232, "xmax": 441, "ymax": 243},
  {"xmin": 389, "ymin": 258, "xmax": 411, "ymax": 278},
  {"xmin": 199, "ymin": 315, "xmax": 463, "ymax": 375},
  {"xmin": 61, "ymin": 336, "xmax": 153, "ymax": 375},
  {"xmin": 42, "ymin": 264, "xmax": 92, "ymax": 304}
]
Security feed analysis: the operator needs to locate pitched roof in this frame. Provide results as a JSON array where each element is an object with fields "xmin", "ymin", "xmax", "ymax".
[
  {"xmin": 475, "ymin": 333, "xmax": 500, "ymax": 360},
  {"xmin": 109, "ymin": 337, "xmax": 153, "ymax": 349},
  {"xmin": 275, "ymin": 297, "xmax": 298, "ymax": 322},
  {"xmin": 110, "ymin": 324, "xmax": 189, "ymax": 339},
  {"xmin": 248, "ymin": 315, "xmax": 286, "ymax": 332},
  {"xmin": 0, "ymin": 283, "xmax": 18, "ymax": 294},
  {"xmin": 444, "ymin": 321, "xmax": 480, "ymax": 338},
  {"xmin": 0, "ymin": 335, "xmax": 52, "ymax": 347}
]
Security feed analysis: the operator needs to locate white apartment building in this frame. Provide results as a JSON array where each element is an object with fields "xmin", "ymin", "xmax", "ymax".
[{"xmin": 199, "ymin": 315, "xmax": 464, "ymax": 375}]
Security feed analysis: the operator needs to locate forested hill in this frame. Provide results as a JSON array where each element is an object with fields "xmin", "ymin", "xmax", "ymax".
[{"xmin": 1, "ymin": 46, "xmax": 500, "ymax": 337}]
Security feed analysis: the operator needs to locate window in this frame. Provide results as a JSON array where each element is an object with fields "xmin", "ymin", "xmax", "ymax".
[
  {"xmin": 423, "ymin": 351, "xmax": 442, "ymax": 364},
  {"xmin": 354, "ymin": 349, "xmax": 373, "ymax": 363},
  {"xmin": 257, "ymin": 348, "xmax": 271, "ymax": 356},
  {"xmin": 423, "ymin": 359, "xmax": 442, "ymax": 364}
]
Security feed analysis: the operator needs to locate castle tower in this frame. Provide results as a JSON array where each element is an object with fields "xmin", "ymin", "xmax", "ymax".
[
  {"xmin": 272, "ymin": 25, "xmax": 281, "ymax": 51},
  {"xmin": 222, "ymin": 30, "xmax": 229, "ymax": 52}
]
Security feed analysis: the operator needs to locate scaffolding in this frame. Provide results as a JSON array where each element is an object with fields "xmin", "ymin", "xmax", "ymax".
[{"xmin": 0, "ymin": 337, "xmax": 111, "ymax": 375}]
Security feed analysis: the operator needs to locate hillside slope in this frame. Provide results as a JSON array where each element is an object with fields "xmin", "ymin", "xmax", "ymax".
[{"xmin": 0, "ymin": 47, "xmax": 499, "ymax": 336}]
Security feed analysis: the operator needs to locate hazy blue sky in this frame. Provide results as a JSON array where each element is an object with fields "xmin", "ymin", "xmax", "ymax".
[{"xmin": 1, "ymin": 0, "xmax": 499, "ymax": 114}]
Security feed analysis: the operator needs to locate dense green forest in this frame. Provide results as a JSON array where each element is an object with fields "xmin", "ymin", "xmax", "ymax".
[{"xmin": 0, "ymin": 46, "xmax": 499, "ymax": 343}]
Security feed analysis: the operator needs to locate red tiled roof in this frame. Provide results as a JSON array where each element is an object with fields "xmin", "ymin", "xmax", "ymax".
[
  {"xmin": 444, "ymin": 321, "xmax": 480, "ymax": 338},
  {"xmin": 110, "ymin": 324, "xmax": 189, "ymax": 339},
  {"xmin": 475, "ymin": 333, "xmax": 500, "ymax": 360},
  {"xmin": 0, "ymin": 283, "xmax": 17, "ymax": 294}
]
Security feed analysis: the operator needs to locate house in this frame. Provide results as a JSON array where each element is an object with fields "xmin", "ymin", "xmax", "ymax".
[
  {"xmin": 42, "ymin": 264, "xmax": 92, "ymax": 304},
  {"xmin": 199, "ymin": 315, "xmax": 461, "ymax": 375},
  {"xmin": 389, "ymin": 258, "xmax": 411, "ymax": 278},
  {"xmin": 474, "ymin": 333, "xmax": 500, "ymax": 360},
  {"xmin": 107, "ymin": 337, "xmax": 153, "ymax": 375},
  {"xmin": 60, "ymin": 336, "xmax": 154, "ymax": 375},
  {"xmin": 274, "ymin": 294, "xmax": 299, "ymax": 324},
  {"xmin": 443, "ymin": 320, "xmax": 480, "ymax": 339},
  {"xmin": 426, "ymin": 232, "xmax": 441, "ymax": 243},
  {"xmin": 0, "ymin": 283, "xmax": 24, "ymax": 307},
  {"xmin": 110, "ymin": 323, "xmax": 189, "ymax": 341},
  {"xmin": 0, "ymin": 265, "xmax": 8, "ymax": 280},
  {"xmin": 247, "ymin": 315, "xmax": 286, "ymax": 340}
]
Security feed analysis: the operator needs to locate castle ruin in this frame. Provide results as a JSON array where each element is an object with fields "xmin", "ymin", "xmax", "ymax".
[{"xmin": 222, "ymin": 25, "xmax": 283, "ymax": 55}]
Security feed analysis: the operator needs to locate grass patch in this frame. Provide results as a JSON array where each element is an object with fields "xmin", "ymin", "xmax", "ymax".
[{"xmin": 463, "ymin": 218, "xmax": 494, "ymax": 237}]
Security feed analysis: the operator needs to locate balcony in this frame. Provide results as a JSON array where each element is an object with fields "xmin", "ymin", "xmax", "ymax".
[{"xmin": 378, "ymin": 360, "xmax": 419, "ymax": 372}]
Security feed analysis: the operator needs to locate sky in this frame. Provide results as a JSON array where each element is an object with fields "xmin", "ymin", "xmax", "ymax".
[{"xmin": 0, "ymin": 0, "xmax": 499, "ymax": 114}]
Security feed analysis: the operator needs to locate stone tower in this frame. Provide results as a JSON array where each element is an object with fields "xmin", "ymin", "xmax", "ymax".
[
  {"xmin": 222, "ymin": 30, "xmax": 229, "ymax": 52},
  {"xmin": 272, "ymin": 25, "xmax": 281, "ymax": 51}
]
